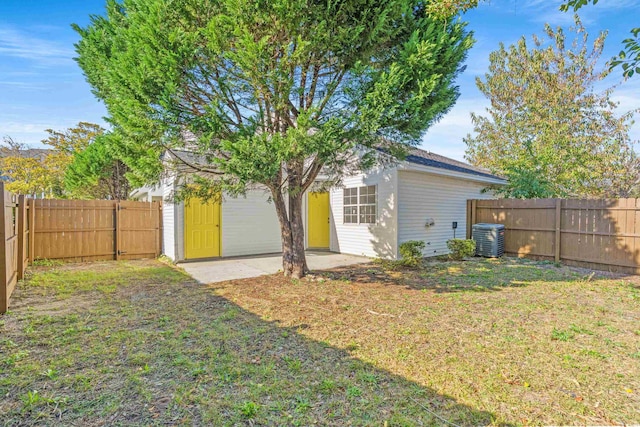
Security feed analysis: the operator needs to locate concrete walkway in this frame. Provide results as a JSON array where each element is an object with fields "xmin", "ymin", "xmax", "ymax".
[{"xmin": 180, "ymin": 251, "xmax": 370, "ymax": 284}]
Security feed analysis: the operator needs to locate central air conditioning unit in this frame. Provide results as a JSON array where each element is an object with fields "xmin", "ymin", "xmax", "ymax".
[{"xmin": 472, "ymin": 223, "xmax": 505, "ymax": 258}]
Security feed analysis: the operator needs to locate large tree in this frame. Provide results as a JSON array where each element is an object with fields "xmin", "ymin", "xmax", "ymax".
[
  {"xmin": 75, "ymin": 0, "xmax": 473, "ymax": 277},
  {"xmin": 464, "ymin": 19, "xmax": 639, "ymax": 198}
]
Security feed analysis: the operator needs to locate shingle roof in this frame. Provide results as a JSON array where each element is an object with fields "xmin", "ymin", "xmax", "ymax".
[
  {"xmin": 165, "ymin": 147, "xmax": 505, "ymax": 181},
  {"xmin": 405, "ymin": 147, "xmax": 504, "ymax": 181}
]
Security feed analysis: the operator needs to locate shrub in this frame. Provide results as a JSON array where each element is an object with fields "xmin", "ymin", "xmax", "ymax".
[
  {"xmin": 399, "ymin": 240, "xmax": 425, "ymax": 267},
  {"xmin": 446, "ymin": 239, "xmax": 476, "ymax": 260}
]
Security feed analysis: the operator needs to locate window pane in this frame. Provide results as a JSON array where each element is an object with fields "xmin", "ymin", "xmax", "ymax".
[
  {"xmin": 359, "ymin": 205, "xmax": 377, "ymax": 224},
  {"xmin": 359, "ymin": 185, "xmax": 376, "ymax": 204},
  {"xmin": 359, "ymin": 186, "xmax": 368, "ymax": 204},
  {"xmin": 344, "ymin": 206, "xmax": 357, "ymax": 223},
  {"xmin": 344, "ymin": 188, "xmax": 358, "ymax": 206}
]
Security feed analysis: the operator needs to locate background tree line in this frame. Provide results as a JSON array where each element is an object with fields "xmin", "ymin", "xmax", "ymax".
[{"xmin": 0, "ymin": 122, "xmax": 131, "ymax": 200}]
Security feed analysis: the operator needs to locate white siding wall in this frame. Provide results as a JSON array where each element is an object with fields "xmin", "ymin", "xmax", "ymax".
[
  {"xmin": 175, "ymin": 201, "xmax": 185, "ymax": 261},
  {"xmin": 161, "ymin": 176, "xmax": 176, "ymax": 261},
  {"xmin": 397, "ymin": 170, "xmax": 493, "ymax": 257},
  {"xmin": 221, "ymin": 188, "xmax": 282, "ymax": 257},
  {"xmin": 329, "ymin": 168, "xmax": 398, "ymax": 259}
]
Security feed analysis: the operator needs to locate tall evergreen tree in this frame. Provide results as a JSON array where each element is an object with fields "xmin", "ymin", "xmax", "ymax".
[{"xmin": 75, "ymin": 0, "xmax": 473, "ymax": 277}]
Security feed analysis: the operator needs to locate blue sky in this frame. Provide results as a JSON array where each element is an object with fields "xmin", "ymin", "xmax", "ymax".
[{"xmin": 1, "ymin": 0, "xmax": 638, "ymax": 162}]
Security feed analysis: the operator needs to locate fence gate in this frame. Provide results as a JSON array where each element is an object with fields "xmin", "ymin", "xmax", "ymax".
[
  {"xmin": 116, "ymin": 200, "xmax": 162, "ymax": 260},
  {"xmin": 1, "ymin": 195, "xmax": 162, "ymax": 313}
]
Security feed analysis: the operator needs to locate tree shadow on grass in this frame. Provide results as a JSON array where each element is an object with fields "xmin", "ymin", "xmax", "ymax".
[
  {"xmin": 321, "ymin": 256, "xmax": 584, "ymax": 293},
  {"xmin": 0, "ymin": 262, "xmax": 512, "ymax": 426}
]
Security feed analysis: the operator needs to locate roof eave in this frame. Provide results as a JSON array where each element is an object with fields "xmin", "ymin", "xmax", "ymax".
[{"xmin": 399, "ymin": 161, "xmax": 507, "ymax": 185}]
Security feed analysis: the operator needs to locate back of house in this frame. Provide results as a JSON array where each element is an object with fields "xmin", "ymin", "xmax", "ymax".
[{"xmin": 132, "ymin": 148, "xmax": 504, "ymax": 262}]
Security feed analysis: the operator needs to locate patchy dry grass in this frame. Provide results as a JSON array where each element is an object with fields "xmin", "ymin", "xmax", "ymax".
[
  {"xmin": 215, "ymin": 257, "xmax": 640, "ymax": 426},
  {"xmin": 1, "ymin": 260, "xmax": 493, "ymax": 426},
  {"xmin": 1, "ymin": 257, "xmax": 638, "ymax": 426}
]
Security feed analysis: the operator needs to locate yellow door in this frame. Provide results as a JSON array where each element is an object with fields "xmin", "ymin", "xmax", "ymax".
[
  {"xmin": 185, "ymin": 198, "xmax": 221, "ymax": 259},
  {"xmin": 308, "ymin": 192, "xmax": 330, "ymax": 249}
]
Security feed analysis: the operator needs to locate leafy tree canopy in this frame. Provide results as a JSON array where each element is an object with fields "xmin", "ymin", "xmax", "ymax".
[
  {"xmin": 75, "ymin": 0, "xmax": 474, "ymax": 277},
  {"xmin": 0, "ymin": 122, "xmax": 104, "ymax": 197},
  {"xmin": 465, "ymin": 18, "xmax": 639, "ymax": 198},
  {"xmin": 65, "ymin": 132, "xmax": 131, "ymax": 200}
]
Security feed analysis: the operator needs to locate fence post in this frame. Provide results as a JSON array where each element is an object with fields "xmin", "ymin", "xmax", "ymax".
[
  {"xmin": 466, "ymin": 200, "xmax": 472, "ymax": 239},
  {"xmin": 0, "ymin": 183, "xmax": 7, "ymax": 313},
  {"xmin": 115, "ymin": 201, "xmax": 121, "ymax": 261},
  {"xmin": 16, "ymin": 195, "xmax": 26, "ymax": 280},
  {"xmin": 470, "ymin": 199, "xmax": 478, "ymax": 238},
  {"xmin": 554, "ymin": 198, "xmax": 561, "ymax": 263},
  {"xmin": 157, "ymin": 201, "xmax": 163, "ymax": 257},
  {"xmin": 28, "ymin": 199, "xmax": 35, "ymax": 265}
]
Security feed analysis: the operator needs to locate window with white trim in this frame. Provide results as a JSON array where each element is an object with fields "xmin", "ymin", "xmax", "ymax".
[
  {"xmin": 343, "ymin": 187, "xmax": 358, "ymax": 224},
  {"xmin": 343, "ymin": 185, "xmax": 377, "ymax": 224},
  {"xmin": 359, "ymin": 185, "xmax": 377, "ymax": 224}
]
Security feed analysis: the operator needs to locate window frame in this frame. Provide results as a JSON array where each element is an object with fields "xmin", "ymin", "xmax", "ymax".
[
  {"xmin": 358, "ymin": 185, "xmax": 377, "ymax": 224},
  {"xmin": 342, "ymin": 185, "xmax": 377, "ymax": 225},
  {"xmin": 342, "ymin": 187, "xmax": 359, "ymax": 224}
]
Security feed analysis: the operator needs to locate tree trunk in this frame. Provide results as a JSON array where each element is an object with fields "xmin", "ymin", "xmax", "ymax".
[
  {"xmin": 288, "ymin": 192, "xmax": 308, "ymax": 278},
  {"xmin": 271, "ymin": 188, "xmax": 308, "ymax": 279}
]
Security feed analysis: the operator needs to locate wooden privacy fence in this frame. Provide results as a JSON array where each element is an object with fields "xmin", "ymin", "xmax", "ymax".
[
  {"xmin": 0, "ymin": 185, "xmax": 29, "ymax": 313},
  {"xmin": 467, "ymin": 198, "xmax": 640, "ymax": 274},
  {"xmin": 32, "ymin": 199, "xmax": 162, "ymax": 262},
  {"xmin": 1, "ymin": 189, "xmax": 162, "ymax": 313}
]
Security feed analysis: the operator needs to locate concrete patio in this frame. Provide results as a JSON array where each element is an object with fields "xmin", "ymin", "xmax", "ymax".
[{"xmin": 180, "ymin": 251, "xmax": 370, "ymax": 284}]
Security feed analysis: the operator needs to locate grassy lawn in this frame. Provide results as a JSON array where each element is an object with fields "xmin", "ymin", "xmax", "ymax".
[{"xmin": 1, "ymin": 258, "xmax": 638, "ymax": 425}]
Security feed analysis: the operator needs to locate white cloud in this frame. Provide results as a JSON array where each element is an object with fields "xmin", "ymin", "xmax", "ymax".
[
  {"xmin": 0, "ymin": 120, "xmax": 72, "ymax": 147},
  {"xmin": 421, "ymin": 98, "xmax": 490, "ymax": 161},
  {"xmin": 0, "ymin": 119, "xmax": 82, "ymax": 136},
  {"xmin": 0, "ymin": 26, "xmax": 75, "ymax": 66},
  {"xmin": 0, "ymin": 81, "xmax": 44, "ymax": 90}
]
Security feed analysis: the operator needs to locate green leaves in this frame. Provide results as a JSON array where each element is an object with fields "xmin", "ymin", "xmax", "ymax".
[
  {"xmin": 465, "ymin": 18, "xmax": 639, "ymax": 199},
  {"xmin": 64, "ymin": 133, "xmax": 131, "ymax": 200},
  {"xmin": 0, "ymin": 123, "xmax": 105, "ymax": 197},
  {"xmin": 559, "ymin": 1, "xmax": 639, "ymax": 79},
  {"xmin": 611, "ymin": 28, "xmax": 640, "ymax": 78},
  {"xmin": 559, "ymin": 0, "xmax": 599, "ymax": 12},
  {"xmin": 74, "ymin": 0, "xmax": 473, "ymax": 195}
]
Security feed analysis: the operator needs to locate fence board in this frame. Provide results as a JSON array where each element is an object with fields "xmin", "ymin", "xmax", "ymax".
[
  {"xmin": 468, "ymin": 198, "xmax": 640, "ymax": 274},
  {"xmin": 17, "ymin": 195, "xmax": 26, "ymax": 280}
]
